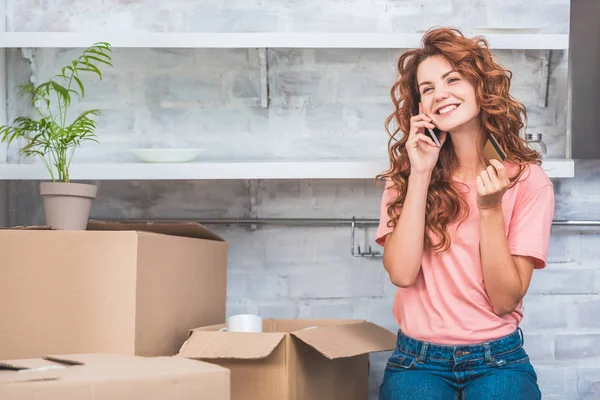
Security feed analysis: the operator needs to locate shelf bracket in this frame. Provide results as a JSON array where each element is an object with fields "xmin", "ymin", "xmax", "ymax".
[
  {"xmin": 245, "ymin": 179, "xmax": 259, "ymax": 231},
  {"xmin": 20, "ymin": 48, "xmax": 37, "ymax": 86},
  {"xmin": 539, "ymin": 49, "xmax": 551, "ymax": 108},
  {"xmin": 258, "ymin": 48, "xmax": 269, "ymax": 108},
  {"xmin": 350, "ymin": 217, "xmax": 382, "ymax": 258},
  {"xmin": 16, "ymin": 48, "xmax": 37, "ymax": 164}
]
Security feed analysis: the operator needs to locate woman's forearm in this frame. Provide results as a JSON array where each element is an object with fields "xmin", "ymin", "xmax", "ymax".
[
  {"xmin": 479, "ymin": 206, "xmax": 523, "ymax": 316},
  {"xmin": 383, "ymin": 172, "xmax": 431, "ymax": 287}
]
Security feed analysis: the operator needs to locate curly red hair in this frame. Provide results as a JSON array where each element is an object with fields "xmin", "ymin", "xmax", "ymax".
[{"xmin": 377, "ymin": 27, "xmax": 541, "ymax": 252}]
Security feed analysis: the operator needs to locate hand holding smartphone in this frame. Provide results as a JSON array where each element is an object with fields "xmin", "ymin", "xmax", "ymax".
[
  {"xmin": 406, "ymin": 103, "xmax": 447, "ymax": 175},
  {"xmin": 418, "ymin": 103, "xmax": 442, "ymax": 147}
]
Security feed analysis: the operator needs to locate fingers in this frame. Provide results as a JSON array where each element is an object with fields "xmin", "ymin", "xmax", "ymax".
[
  {"xmin": 489, "ymin": 159, "xmax": 508, "ymax": 182},
  {"xmin": 479, "ymin": 168, "xmax": 493, "ymax": 188},
  {"xmin": 410, "ymin": 114, "xmax": 432, "ymax": 124},
  {"xmin": 486, "ymin": 165, "xmax": 498, "ymax": 184},
  {"xmin": 408, "ymin": 133, "xmax": 437, "ymax": 148},
  {"xmin": 476, "ymin": 175, "xmax": 485, "ymax": 194},
  {"xmin": 413, "ymin": 120, "xmax": 436, "ymax": 130},
  {"xmin": 478, "ymin": 160, "xmax": 509, "ymax": 192},
  {"xmin": 409, "ymin": 117, "xmax": 435, "ymax": 137},
  {"xmin": 411, "ymin": 104, "xmax": 443, "ymax": 147},
  {"xmin": 416, "ymin": 133, "xmax": 437, "ymax": 147}
]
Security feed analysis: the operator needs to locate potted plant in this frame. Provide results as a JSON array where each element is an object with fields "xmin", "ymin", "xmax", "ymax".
[{"xmin": 0, "ymin": 42, "xmax": 112, "ymax": 230}]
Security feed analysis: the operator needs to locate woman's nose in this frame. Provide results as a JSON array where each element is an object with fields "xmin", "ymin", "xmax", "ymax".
[{"xmin": 434, "ymin": 91, "xmax": 450, "ymax": 101}]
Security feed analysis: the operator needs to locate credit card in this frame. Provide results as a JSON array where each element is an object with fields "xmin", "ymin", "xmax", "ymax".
[{"xmin": 483, "ymin": 133, "xmax": 507, "ymax": 162}]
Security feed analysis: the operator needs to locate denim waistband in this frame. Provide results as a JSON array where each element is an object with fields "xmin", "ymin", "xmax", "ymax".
[{"xmin": 395, "ymin": 328, "xmax": 524, "ymax": 363}]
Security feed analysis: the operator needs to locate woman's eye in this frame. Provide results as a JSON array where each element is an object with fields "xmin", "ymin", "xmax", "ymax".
[
  {"xmin": 422, "ymin": 87, "xmax": 432, "ymax": 94},
  {"xmin": 448, "ymin": 77, "xmax": 459, "ymax": 83}
]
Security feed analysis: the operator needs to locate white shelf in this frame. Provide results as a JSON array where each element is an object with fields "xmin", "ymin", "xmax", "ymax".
[
  {"xmin": 0, "ymin": 32, "xmax": 569, "ymax": 50},
  {"xmin": 0, "ymin": 159, "xmax": 575, "ymax": 180}
]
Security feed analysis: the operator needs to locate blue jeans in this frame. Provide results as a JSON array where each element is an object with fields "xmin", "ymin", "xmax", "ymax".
[{"xmin": 379, "ymin": 328, "xmax": 541, "ymax": 400}]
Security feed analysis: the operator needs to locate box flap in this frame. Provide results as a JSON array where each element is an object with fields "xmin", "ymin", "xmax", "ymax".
[
  {"xmin": 265, "ymin": 319, "xmax": 364, "ymax": 333},
  {"xmin": 42, "ymin": 356, "xmax": 86, "ymax": 366},
  {"xmin": 0, "ymin": 354, "xmax": 154, "ymax": 375},
  {"xmin": 189, "ymin": 323, "xmax": 225, "ymax": 333},
  {"xmin": 0, "ymin": 355, "xmax": 86, "ymax": 383},
  {"xmin": 0, "ymin": 355, "xmax": 85, "ymax": 371},
  {"xmin": 0, "ymin": 353, "xmax": 230, "ymax": 388},
  {"xmin": 178, "ymin": 331, "xmax": 285, "ymax": 360},
  {"xmin": 87, "ymin": 220, "xmax": 224, "ymax": 242},
  {"xmin": 290, "ymin": 322, "xmax": 396, "ymax": 360}
]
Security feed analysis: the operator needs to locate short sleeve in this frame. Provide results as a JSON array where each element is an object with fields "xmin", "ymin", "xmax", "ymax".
[
  {"xmin": 507, "ymin": 183, "xmax": 555, "ymax": 269},
  {"xmin": 375, "ymin": 181, "xmax": 400, "ymax": 247}
]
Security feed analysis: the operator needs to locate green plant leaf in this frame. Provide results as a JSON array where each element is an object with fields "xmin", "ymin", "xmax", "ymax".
[
  {"xmin": 82, "ymin": 55, "xmax": 113, "ymax": 67},
  {"xmin": 87, "ymin": 49, "xmax": 113, "ymax": 65},
  {"xmin": 71, "ymin": 75, "xmax": 85, "ymax": 99},
  {"xmin": 49, "ymin": 81, "xmax": 72, "ymax": 107},
  {"xmin": 0, "ymin": 42, "xmax": 113, "ymax": 182},
  {"xmin": 61, "ymin": 65, "xmax": 75, "ymax": 78},
  {"xmin": 78, "ymin": 59, "xmax": 102, "ymax": 79}
]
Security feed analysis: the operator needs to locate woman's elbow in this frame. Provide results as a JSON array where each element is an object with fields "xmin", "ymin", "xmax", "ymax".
[
  {"xmin": 390, "ymin": 276, "xmax": 416, "ymax": 288},
  {"xmin": 384, "ymin": 263, "xmax": 417, "ymax": 288},
  {"xmin": 492, "ymin": 303, "xmax": 519, "ymax": 317}
]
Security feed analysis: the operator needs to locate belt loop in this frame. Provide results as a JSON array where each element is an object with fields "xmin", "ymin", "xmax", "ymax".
[
  {"xmin": 483, "ymin": 342, "xmax": 492, "ymax": 365},
  {"xmin": 517, "ymin": 327, "xmax": 524, "ymax": 346},
  {"xmin": 417, "ymin": 342, "xmax": 429, "ymax": 363}
]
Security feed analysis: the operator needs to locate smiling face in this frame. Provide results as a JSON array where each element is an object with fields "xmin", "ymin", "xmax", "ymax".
[{"xmin": 416, "ymin": 55, "xmax": 480, "ymax": 133}]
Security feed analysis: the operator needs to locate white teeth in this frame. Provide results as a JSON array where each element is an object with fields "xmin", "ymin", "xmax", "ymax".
[{"xmin": 438, "ymin": 104, "xmax": 458, "ymax": 115}]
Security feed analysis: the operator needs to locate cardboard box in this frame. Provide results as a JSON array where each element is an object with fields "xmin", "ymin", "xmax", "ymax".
[
  {"xmin": 178, "ymin": 319, "xmax": 397, "ymax": 400},
  {"xmin": 0, "ymin": 353, "xmax": 230, "ymax": 399},
  {"xmin": 0, "ymin": 221, "xmax": 227, "ymax": 359}
]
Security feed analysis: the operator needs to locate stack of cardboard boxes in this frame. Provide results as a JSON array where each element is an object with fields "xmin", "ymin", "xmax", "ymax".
[{"xmin": 0, "ymin": 221, "xmax": 396, "ymax": 399}]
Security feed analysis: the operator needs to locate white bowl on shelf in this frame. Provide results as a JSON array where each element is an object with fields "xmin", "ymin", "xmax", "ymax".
[{"xmin": 130, "ymin": 148, "xmax": 205, "ymax": 163}]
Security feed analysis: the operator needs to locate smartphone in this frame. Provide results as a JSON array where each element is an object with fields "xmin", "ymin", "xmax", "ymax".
[
  {"xmin": 483, "ymin": 133, "xmax": 507, "ymax": 163},
  {"xmin": 426, "ymin": 127, "xmax": 442, "ymax": 147}
]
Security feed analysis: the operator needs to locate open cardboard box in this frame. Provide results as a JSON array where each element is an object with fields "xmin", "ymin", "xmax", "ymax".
[
  {"xmin": 0, "ymin": 221, "xmax": 228, "ymax": 359},
  {"xmin": 0, "ymin": 353, "xmax": 230, "ymax": 399},
  {"xmin": 178, "ymin": 319, "xmax": 397, "ymax": 400}
]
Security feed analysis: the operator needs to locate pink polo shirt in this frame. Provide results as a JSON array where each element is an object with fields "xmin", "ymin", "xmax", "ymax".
[{"xmin": 375, "ymin": 163, "xmax": 554, "ymax": 345}]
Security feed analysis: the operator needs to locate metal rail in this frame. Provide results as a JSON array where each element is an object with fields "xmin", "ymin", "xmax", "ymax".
[
  {"xmin": 118, "ymin": 217, "xmax": 600, "ymax": 227},
  {"xmin": 102, "ymin": 217, "xmax": 600, "ymax": 259}
]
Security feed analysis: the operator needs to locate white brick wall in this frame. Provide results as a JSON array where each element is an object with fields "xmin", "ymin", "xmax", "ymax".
[
  {"xmin": 6, "ymin": 1, "xmax": 599, "ymax": 399},
  {"xmin": 6, "ymin": 0, "xmax": 570, "ymax": 34},
  {"xmin": 6, "ymin": 46, "xmax": 569, "ymax": 163}
]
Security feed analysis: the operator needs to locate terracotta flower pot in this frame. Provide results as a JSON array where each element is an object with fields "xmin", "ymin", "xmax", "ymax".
[{"xmin": 39, "ymin": 182, "xmax": 97, "ymax": 230}]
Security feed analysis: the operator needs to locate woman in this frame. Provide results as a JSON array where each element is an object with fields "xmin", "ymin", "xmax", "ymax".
[{"xmin": 375, "ymin": 27, "xmax": 554, "ymax": 400}]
